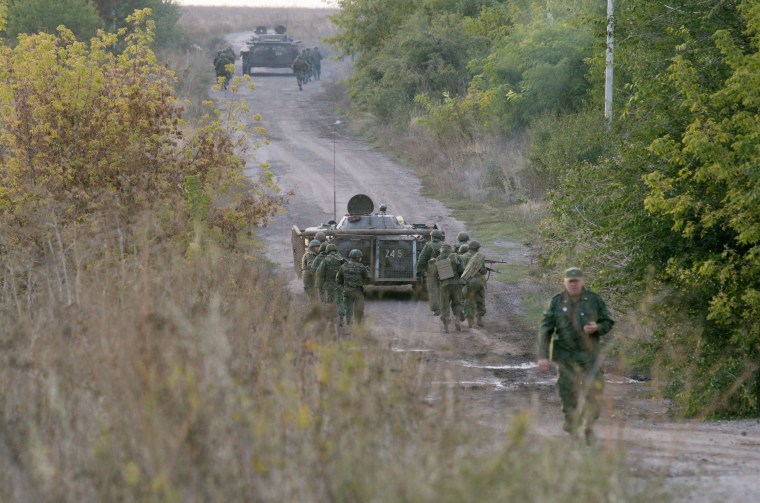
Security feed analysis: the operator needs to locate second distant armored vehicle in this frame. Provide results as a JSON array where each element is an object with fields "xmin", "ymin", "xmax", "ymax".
[
  {"xmin": 240, "ymin": 25, "xmax": 300, "ymax": 75},
  {"xmin": 291, "ymin": 194, "xmax": 441, "ymax": 289}
]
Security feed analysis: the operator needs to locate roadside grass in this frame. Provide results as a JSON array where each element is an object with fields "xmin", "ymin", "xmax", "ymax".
[{"xmin": 0, "ymin": 215, "xmax": 666, "ymax": 501}]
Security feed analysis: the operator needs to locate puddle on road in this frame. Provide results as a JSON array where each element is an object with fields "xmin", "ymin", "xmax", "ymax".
[{"xmin": 459, "ymin": 361, "xmax": 538, "ymax": 370}]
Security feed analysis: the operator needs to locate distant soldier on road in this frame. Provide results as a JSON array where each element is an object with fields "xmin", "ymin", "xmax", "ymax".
[
  {"xmin": 301, "ymin": 239, "xmax": 321, "ymax": 301},
  {"xmin": 434, "ymin": 243, "xmax": 464, "ymax": 332},
  {"xmin": 417, "ymin": 229, "xmax": 444, "ymax": 316},
  {"xmin": 337, "ymin": 249, "xmax": 371, "ymax": 326},
  {"xmin": 292, "ymin": 52, "xmax": 310, "ymax": 91},
  {"xmin": 213, "ymin": 46, "xmax": 235, "ymax": 90},
  {"xmin": 315, "ymin": 244, "xmax": 347, "ymax": 326},
  {"xmin": 310, "ymin": 46, "xmax": 322, "ymax": 80},
  {"xmin": 461, "ymin": 240, "xmax": 487, "ymax": 328},
  {"xmin": 538, "ymin": 267, "xmax": 615, "ymax": 446}
]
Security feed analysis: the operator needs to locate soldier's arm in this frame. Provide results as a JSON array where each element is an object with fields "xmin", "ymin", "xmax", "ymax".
[
  {"xmin": 595, "ymin": 295, "xmax": 615, "ymax": 336},
  {"xmin": 538, "ymin": 298, "xmax": 557, "ymax": 360},
  {"xmin": 301, "ymin": 253, "xmax": 309, "ymax": 272},
  {"xmin": 315, "ymin": 262, "xmax": 325, "ymax": 289},
  {"xmin": 417, "ymin": 245, "xmax": 431, "ymax": 271},
  {"xmin": 336, "ymin": 267, "xmax": 344, "ymax": 285}
]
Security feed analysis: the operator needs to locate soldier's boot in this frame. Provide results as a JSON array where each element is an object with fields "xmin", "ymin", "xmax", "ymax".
[
  {"xmin": 442, "ymin": 323, "xmax": 449, "ymax": 333},
  {"xmin": 433, "ymin": 309, "xmax": 441, "ymax": 316},
  {"xmin": 476, "ymin": 316, "xmax": 484, "ymax": 327},
  {"xmin": 467, "ymin": 317, "xmax": 474, "ymax": 328},
  {"xmin": 454, "ymin": 321, "xmax": 461, "ymax": 332},
  {"xmin": 584, "ymin": 428, "xmax": 596, "ymax": 447},
  {"xmin": 338, "ymin": 316, "xmax": 344, "ymax": 327},
  {"xmin": 459, "ymin": 311, "xmax": 466, "ymax": 322}
]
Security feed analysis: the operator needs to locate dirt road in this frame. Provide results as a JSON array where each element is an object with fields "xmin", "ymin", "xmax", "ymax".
[{"xmin": 219, "ymin": 31, "xmax": 760, "ymax": 502}]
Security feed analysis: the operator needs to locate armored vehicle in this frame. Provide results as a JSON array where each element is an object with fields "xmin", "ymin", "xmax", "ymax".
[
  {"xmin": 240, "ymin": 25, "xmax": 300, "ymax": 75},
  {"xmin": 291, "ymin": 195, "xmax": 441, "ymax": 288}
]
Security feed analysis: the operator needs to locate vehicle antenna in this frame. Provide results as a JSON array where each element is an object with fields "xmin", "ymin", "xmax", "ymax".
[{"xmin": 333, "ymin": 120, "xmax": 341, "ymax": 221}]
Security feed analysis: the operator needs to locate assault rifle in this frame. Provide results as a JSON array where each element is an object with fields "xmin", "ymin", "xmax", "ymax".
[{"xmin": 484, "ymin": 259, "xmax": 508, "ymax": 279}]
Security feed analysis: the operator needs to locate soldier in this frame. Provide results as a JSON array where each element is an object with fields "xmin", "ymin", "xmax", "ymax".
[
  {"xmin": 315, "ymin": 244, "xmax": 347, "ymax": 326},
  {"xmin": 434, "ymin": 243, "xmax": 465, "ymax": 332},
  {"xmin": 417, "ymin": 229, "xmax": 444, "ymax": 316},
  {"xmin": 311, "ymin": 242, "xmax": 330, "ymax": 301},
  {"xmin": 310, "ymin": 46, "xmax": 322, "ymax": 80},
  {"xmin": 461, "ymin": 240, "xmax": 487, "ymax": 328},
  {"xmin": 458, "ymin": 244, "xmax": 469, "ymax": 258},
  {"xmin": 337, "ymin": 249, "xmax": 371, "ymax": 326},
  {"xmin": 301, "ymin": 239, "xmax": 321, "ymax": 301},
  {"xmin": 303, "ymin": 48, "xmax": 312, "ymax": 83},
  {"xmin": 213, "ymin": 47, "xmax": 234, "ymax": 90},
  {"xmin": 537, "ymin": 267, "xmax": 615, "ymax": 446},
  {"xmin": 457, "ymin": 231, "xmax": 469, "ymax": 249},
  {"xmin": 292, "ymin": 53, "xmax": 310, "ymax": 91}
]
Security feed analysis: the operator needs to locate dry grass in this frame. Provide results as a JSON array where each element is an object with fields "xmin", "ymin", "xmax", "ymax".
[{"xmin": 0, "ymin": 211, "xmax": 663, "ymax": 501}]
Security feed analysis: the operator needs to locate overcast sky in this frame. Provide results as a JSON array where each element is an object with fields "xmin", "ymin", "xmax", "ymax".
[{"xmin": 178, "ymin": 0, "xmax": 333, "ymax": 7}]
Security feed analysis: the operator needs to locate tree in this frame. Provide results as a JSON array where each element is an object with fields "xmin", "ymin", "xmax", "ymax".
[{"xmin": 6, "ymin": 0, "xmax": 102, "ymax": 40}]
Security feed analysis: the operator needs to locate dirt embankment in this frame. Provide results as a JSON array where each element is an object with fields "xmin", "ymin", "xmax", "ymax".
[{"xmin": 220, "ymin": 30, "xmax": 760, "ymax": 502}]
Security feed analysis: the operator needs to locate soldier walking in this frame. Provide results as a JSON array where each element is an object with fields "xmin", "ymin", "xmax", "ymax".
[
  {"xmin": 311, "ymin": 242, "xmax": 330, "ymax": 302},
  {"xmin": 301, "ymin": 239, "xmax": 321, "ymax": 301},
  {"xmin": 337, "ymin": 249, "xmax": 371, "ymax": 326},
  {"xmin": 213, "ymin": 47, "xmax": 235, "ymax": 90},
  {"xmin": 310, "ymin": 46, "xmax": 322, "ymax": 80},
  {"xmin": 292, "ymin": 52, "xmax": 310, "ymax": 91},
  {"xmin": 315, "ymin": 244, "xmax": 347, "ymax": 326},
  {"xmin": 537, "ymin": 268, "xmax": 615, "ymax": 446},
  {"xmin": 461, "ymin": 240, "xmax": 487, "ymax": 327},
  {"xmin": 434, "ymin": 244, "xmax": 465, "ymax": 332},
  {"xmin": 417, "ymin": 229, "xmax": 444, "ymax": 316}
]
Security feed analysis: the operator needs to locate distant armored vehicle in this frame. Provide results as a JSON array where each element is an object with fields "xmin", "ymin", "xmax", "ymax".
[
  {"xmin": 291, "ymin": 195, "xmax": 441, "ymax": 288},
  {"xmin": 240, "ymin": 25, "xmax": 300, "ymax": 75}
]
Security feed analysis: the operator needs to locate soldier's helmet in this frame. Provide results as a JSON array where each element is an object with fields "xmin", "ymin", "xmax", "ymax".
[
  {"xmin": 431, "ymin": 230, "xmax": 443, "ymax": 240},
  {"xmin": 440, "ymin": 243, "xmax": 452, "ymax": 253},
  {"xmin": 309, "ymin": 239, "xmax": 321, "ymax": 248},
  {"xmin": 457, "ymin": 232, "xmax": 469, "ymax": 243},
  {"xmin": 468, "ymin": 240, "xmax": 481, "ymax": 250},
  {"xmin": 458, "ymin": 244, "xmax": 469, "ymax": 254},
  {"xmin": 314, "ymin": 231, "xmax": 327, "ymax": 242},
  {"xmin": 349, "ymin": 249, "xmax": 363, "ymax": 259},
  {"xmin": 319, "ymin": 242, "xmax": 328, "ymax": 253},
  {"xmin": 326, "ymin": 244, "xmax": 337, "ymax": 253}
]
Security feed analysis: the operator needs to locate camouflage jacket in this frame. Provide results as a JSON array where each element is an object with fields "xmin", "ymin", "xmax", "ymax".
[
  {"xmin": 538, "ymin": 288, "xmax": 614, "ymax": 362},
  {"xmin": 301, "ymin": 250, "xmax": 318, "ymax": 287},
  {"xmin": 433, "ymin": 252, "xmax": 464, "ymax": 287},
  {"xmin": 315, "ymin": 252, "xmax": 345, "ymax": 289},
  {"xmin": 417, "ymin": 239, "xmax": 442, "ymax": 274},
  {"xmin": 310, "ymin": 252, "xmax": 329, "ymax": 280},
  {"xmin": 337, "ymin": 261, "xmax": 371, "ymax": 290}
]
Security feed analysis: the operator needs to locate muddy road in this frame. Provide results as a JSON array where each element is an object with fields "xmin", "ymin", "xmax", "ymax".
[{"xmin": 217, "ymin": 31, "xmax": 760, "ymax": 502}]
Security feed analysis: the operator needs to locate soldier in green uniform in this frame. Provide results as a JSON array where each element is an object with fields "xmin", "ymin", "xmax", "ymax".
[
  {"xmin": 538, "ymin": 267, "xmax": 614, "ymax": 445},
  {"xmin": 301, "ymin": 239, "xmax": 321, "ymax": 301},
  {"xmin": 337, "ymin": 249, "xmax": 372, "ymax": 326},
  {"xmin": 311, "ymin": 242, "xmax": 330, "ymax": 302},
  {"xmin": 417, "ymin": 229, "xmax": 444, "ymax": 316},
  {"xmin": 315, "ymin": 244, "xmax": 346, "ymax": 326},
  {"xmin": 457, "ymin": 232, "xmax": 469, "ymax": 250},
  {"xmin": 213, "ymin": 47, "xmax": 235, "ymax": 90},
  {"xmin": 461, "ymin": 240, "xmax": 487, "ymax": 328},
  {"xmin": 292, "ymin": 53, "xmax": 310, "ymax": 91},
  {"xmin": 435, "ymin": 244, "xmax": 465, "ymax": 333},
  {"xmin": 310, "ymin": 46, "xmax": 322, "ymax": 80}
]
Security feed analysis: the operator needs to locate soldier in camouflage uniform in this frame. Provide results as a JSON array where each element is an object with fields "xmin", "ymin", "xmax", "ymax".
[
  {"xmin": 337, "ymin": 249, "xmax": 371, "ymax": 325},
  {"xmin": 213, "ymin": 47, "xmax": 235, "ymax": 90},
  {"xmin": 457, "ymin": 232, "xmax": 469, "ymax": 250},
  {"xmin": 461, "ymin": 240, "xmax": 487, "ymax": 328},
  {"xmin": 434, "ymin": 244, "xmax": 464, "ymax": 333},
  {"xmin": 292, "ymin": 52, "xmax": 310, "ymax": 91},
  {"xmin": 311, "ymin": 242, "xmax": 330, "ymax": 302},
  {"xmin": 538, "ymin": 267, "xmax": 614, "ymax": 446},
  {"xmin": 301, "ymin": 239, "xmax": 321, "ymax": 301},
  {"xmin": 417, "ymin": 229, "xmax": 444, "ymax": 316},
  {"xmin": 315, "ymin": 244, "xmax": 347, "ymax": 326},
  {"xmin": 310, "ymin": 46, "xmax": 322, "ymax": 80}
]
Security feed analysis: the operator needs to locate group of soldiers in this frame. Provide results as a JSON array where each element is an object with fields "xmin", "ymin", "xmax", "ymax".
[
  {"xmin": 213, "ymin": 46, "xmax": 235, "ymax": 90},
  {"xmin": 292, "ymin": 47, "xmax": 322, "ymax": 91},
  {"xmin": 417, "ymin": 231, "xmax": 488, "ymax": 333},
  {"xmin": 301, "ymin": 232, "xmax": 370, "ymax": 327}
]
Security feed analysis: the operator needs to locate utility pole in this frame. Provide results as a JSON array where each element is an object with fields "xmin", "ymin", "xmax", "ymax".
[
  {"xmin": 604, "ymin": 0, "xmax": 614, "ymax": 127},
  {"xmin": 333, "ymin": 120, "xmax": 341, "ymax": 222}
]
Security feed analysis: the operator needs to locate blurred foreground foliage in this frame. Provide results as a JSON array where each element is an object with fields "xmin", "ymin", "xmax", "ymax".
[{"xmin": 331, "ymin": 0, "xmax": 760, "ymax": 416}]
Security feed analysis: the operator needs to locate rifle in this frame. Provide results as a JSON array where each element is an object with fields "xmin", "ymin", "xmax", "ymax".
[{"xmin": 484, "ymin": 259, "xmax": 508, "ymax": 280}]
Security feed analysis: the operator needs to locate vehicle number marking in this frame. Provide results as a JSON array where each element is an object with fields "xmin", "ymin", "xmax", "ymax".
[{"xmin": 384, "ymin": 249, "xmax": 404, "ymax": 259}]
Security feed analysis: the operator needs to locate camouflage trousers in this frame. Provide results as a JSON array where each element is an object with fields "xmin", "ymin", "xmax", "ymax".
[
  {"xmin": 321, "ymin": 283, "xmax": 345, "ymax": 318},
  {"xmin": 463, "ymin": 277, "xmax": 486, "ymax": 320},
  {"xmin": 439, "ymin": 283, "xmax": 463, "ymax": 325},
  {"xmin": 426, "ymin": 264, "xmax": 440, "ymax": 313},
  {"xmin": 342, "ymin": 287, "xmax": 365, "ymax": 324},
  {"xmin": 555, "ymin": 357, "xmax": 604, "ymax": 433}
]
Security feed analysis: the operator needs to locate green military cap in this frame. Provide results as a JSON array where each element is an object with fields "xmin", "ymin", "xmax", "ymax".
[{"xmin": 564, "ymin": 267, "xmax": 584, "ymax": 280}]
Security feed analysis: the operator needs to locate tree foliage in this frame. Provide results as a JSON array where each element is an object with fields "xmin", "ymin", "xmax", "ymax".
[
  {"xmin": 0, "ymin": 9, "xmax": 284, "ymax": 251},
  {"xmin": 6, "ymin": 0, "xmax": 102, "ymax": 40}
]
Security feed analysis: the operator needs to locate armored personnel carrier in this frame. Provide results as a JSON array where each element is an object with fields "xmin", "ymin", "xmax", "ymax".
[
  {"xmin": 291, "ymin": 195, "xmax": 441, "ymax": 287},
  {"xmin": 240, "ymin": 25, "xmax": 300, "ymax": 75}
]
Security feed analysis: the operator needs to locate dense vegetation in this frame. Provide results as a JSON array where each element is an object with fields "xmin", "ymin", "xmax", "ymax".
[{"xmin": 330, "ymin": 0, "xmax": 760, "ymax": 417}]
